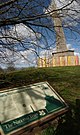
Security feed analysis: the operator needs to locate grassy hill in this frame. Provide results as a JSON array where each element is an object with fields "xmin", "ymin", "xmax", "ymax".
[
  {"xmin": 0, "ymin": 66, "xmax": 80, "ymax": 106},
  {"xmin": 0, "ymin": 66, "xmax": 80, "ymax": 135}
]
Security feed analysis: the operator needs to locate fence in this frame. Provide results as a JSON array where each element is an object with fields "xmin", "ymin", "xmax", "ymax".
[{"xmin": 38, "ymin": 56, "xmax": 80, "ymax": 67}]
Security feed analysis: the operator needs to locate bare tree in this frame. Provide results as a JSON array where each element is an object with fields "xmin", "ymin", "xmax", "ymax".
[{"xmin": 0, "ymin": 0, "xmax": 80, "ymax": 67}]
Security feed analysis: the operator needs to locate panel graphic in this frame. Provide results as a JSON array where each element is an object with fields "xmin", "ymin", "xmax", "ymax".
[{"xmin": 0, "ymin": 82, "xmax": 68, "ymax": 135}]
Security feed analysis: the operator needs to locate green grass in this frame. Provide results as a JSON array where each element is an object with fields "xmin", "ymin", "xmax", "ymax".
[
  {"xmin": 0, "ymin": 66, "xmax": 80, "ymax": 106},
  {"xmin": 0, "ymin": 66, "xmax": 80, "ymax": 135}
]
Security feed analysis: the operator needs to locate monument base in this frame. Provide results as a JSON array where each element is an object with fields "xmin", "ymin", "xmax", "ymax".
[{"xmin": 52, "ymin": 50, "xmax": 74, "ymax": 57}]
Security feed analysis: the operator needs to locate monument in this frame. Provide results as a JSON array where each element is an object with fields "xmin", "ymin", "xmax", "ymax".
[{"xmin": 51, "ymin": 1, "xmax": 74, "ymax": 57}]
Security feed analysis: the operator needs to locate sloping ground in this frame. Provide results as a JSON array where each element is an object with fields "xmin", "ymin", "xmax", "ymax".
[
  {"xmin": 0, "ymin": 66, "xmax": 80, "ymax": 106},
  {"xmin": 0, "ymin": 66, "xmax": 80, "ymax": 135}
]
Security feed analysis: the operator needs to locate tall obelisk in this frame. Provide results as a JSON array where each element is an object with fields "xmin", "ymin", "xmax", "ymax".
[{"xmin": 51, "ymin": 1, "xmax": 74, "ymax": 57}]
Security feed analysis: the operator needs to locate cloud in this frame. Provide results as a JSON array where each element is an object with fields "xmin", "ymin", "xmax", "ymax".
[
  {"xmin": 67, "ymin": 44, "xmax": 74, "ymax": 50},
  {"xmin": 40, "ymin": 47, "xmax": 56, "ymax": 57},
  {"xmin": 0, "ymin": 23, "xmax": 42, "ymax": 68},
  {"xmin": 74, "ymin": 52, "xmax": 80, "ymax": 56},
  {"xmin": 0, "ymin": 47, "xmax": 37, "ymax": 68},
  {"xmin": 14, "ymin": 49, "xmax": 37, "ymax": 67},
  {"xmin": 0, "ymin": 23, "xmax": 41, "ymax": 46},
  {"xmin": 67, "ymin": 43, "xmax": 80, "ymax": 56},
  {"xmin": 12, "ymin": 23, "xmax": 36, "ymax": 40},
  {"xmin": 11, "ymin": 23, "xmax": 41, "ymax": 42}
]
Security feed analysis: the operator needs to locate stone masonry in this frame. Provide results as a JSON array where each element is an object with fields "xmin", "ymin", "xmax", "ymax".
[{"xmin": 51, "ymin": 1, "xmax": 74, "ymax": 57}]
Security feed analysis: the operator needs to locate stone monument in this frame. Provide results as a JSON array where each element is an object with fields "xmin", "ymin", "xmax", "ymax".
[{"xmin": 51, "ymin": 1, "xmax": 74, "ymax": 57}]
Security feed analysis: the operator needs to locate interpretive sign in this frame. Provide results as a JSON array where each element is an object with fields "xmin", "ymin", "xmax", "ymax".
[{"xmin": 0, "ymin": 82, "xmax": 68, "ymax": 135}]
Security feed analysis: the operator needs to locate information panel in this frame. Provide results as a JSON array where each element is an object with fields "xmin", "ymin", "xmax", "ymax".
[{"xmin": 0, "ymin": 82, "xmax": 68, "ymax": 135}]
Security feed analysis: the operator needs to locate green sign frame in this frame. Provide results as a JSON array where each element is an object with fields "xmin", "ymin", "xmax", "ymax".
[{"xmin": 0, "ymin": 82, "xmax": 68, "ymax": 135}]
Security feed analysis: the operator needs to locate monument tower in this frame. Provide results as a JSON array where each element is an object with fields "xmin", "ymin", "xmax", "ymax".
[{"xmin": 51, "ymin": 1, "xmax": 74, "ymax": 57}]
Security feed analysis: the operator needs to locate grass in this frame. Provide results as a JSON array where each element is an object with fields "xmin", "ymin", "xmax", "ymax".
[
  {"xmin": 0, "ymin": 66, "xmax": 80, "ymax": 135},
  {"xmin": 0, "ymin": 66, "xmax": 80, "ymax": 106}
]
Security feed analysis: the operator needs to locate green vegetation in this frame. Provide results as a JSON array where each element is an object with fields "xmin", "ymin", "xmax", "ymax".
[
  {"xmin": 0, "ymin": 66, "xmax": 80, "ymax": 135},
  {"xmin": 0, "ymin": 66, "xmax": 80, "ymax": 106}
]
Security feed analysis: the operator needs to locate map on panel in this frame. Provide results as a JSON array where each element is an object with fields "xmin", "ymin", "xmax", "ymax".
[{"xmin": 0, "ymin": 82, "xmax": 68, "ymax": 135}]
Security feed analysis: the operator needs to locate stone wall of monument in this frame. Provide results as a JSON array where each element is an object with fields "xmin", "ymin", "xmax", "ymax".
[
  {"xmin": 38, "ymin": 56, "xmax": 80, "ymax": 67},
  {"xmin": 52, "ymin": 50, "xmax": 74, "ymax": 57}
]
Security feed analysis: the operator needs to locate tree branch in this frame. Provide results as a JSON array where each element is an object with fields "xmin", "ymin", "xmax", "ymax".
[{"xmin": 0, "ymin": 0, "xmax": 17, "ymax": 8}]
